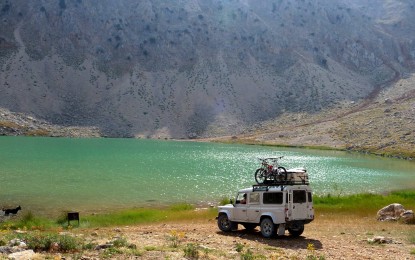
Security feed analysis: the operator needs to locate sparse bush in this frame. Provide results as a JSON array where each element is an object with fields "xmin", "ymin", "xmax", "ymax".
[
  {"xmin": 144, "ymin": 245, "xmax": 157, "ymax": 251},
  {"xmin": 306, "ymin": 243, "xmax": 326, "ymax": 260},
  {"xmin": 20, "ymin": 232, "xmax": 81, "ymax": 252},
  {"xmin": 183, "ymin": 243, "xmax": 199, "ymax": 259},
  {"xmin": 219, "ymin": 197, "xmax": 231, "ymax": 205},
  {"xmin": 131, "ymin": 249, "xmax": 143, "ymax": 256},
  {"xmin": 112, "ymin": 237, "xmax": 128, "ymax": 248},
  {"xmin": 82, "ymin": 242, "xmax": 97, "ymax": 250},
  {"xmin": 58, "ymin": 234, "xmax": 81, "ymax": 252},
  {"xmin": 240, "ymin": 248, "xmax": 254, "ymax": 260},
  {"xmin": 166, "ymin": 230, "xmax": 185, "ymax": 248},
  {"xmin": 101, "ymin": 247, "xmax": 123, "ymax": 258},
  {"xmin": 235, "ymin": 242, "xmax": 244, "ymax": 252}
]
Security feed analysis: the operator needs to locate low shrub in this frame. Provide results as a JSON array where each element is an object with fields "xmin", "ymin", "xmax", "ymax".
[
  {"xmin": 240, "ymin": 248, "xmax": 254, "ymax": 260},
  {"xmin": 235, "ymin": 242, "xmax": 244, "ymax": 252},
  {"xmin": 166, "ymin": 230, "xmax": 185, "ymax": 248},
  {"xmin": 183, "ymin": 243, "xmax": 199, "ymax": 259},
  {"xmin": 18, "ymin": 232, "xmax": 81, "ymax": 252},
  {"xmin": 112, "ymin": 237, "xmax": 129, "ymax": 248},
  {"xmin": 219, "ymin": 197, "xmax": 231, "ymax": 205}
]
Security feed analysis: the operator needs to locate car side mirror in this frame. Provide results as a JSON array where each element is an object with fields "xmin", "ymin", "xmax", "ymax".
[{"xmin": 230, "ymin": 199, "xmax": 234, "ymax": 205}]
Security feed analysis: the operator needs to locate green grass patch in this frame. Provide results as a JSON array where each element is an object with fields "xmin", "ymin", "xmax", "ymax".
[
  {"xmin": 0, "ymin": 211, "xmax": 53, "ymax": 231},
  {"xmin": 1, "ymin": 190, "xmax": 413, "ymax": 231},
  {"xmin": 82, "ymin": 209, "xmax": 164, "ymax": 227},
  {"xmin": 1, "ymin": 206, "xmax": 216, "ymax": 230},
  {"xmin": 314, "ymin": 190, "xmax": 415, "ymax": 215},
  {"xmin": 81, "ymin": 206, "xmax": 216, "ymax": 228},
  {"xmin": 169, "ymin": 203, "xmax": 195, "ymax": 211},
  {"xmin": 409, "ymin": 233, "xmax": 415, "ymax": 244}
]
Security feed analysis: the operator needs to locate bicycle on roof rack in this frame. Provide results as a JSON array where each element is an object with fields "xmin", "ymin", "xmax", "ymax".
[{"xmin": 254, "ymin": 156, "xmax": 287, "ymax": 184}]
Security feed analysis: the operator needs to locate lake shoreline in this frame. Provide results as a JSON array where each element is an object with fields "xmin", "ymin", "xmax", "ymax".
[
  {"xmin": 2, "ymin": 137, "xmax": 414, "ymax": 222},
  {"xmin": 193, "ymin": 136, "xmax": 415, "ymax": 161},
  {"xmin": 1, "ymin": 192, "xmax": 415, "ymax": 259}
]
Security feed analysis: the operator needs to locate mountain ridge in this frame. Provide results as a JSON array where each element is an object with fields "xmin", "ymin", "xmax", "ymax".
[{"xmin": 0, "ymin": 0, "xmax": 414, "ymax": 152}]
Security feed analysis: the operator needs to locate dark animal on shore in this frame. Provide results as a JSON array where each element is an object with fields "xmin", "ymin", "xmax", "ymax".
[{"xmin": 3, "ymin": 206, "xmax": 21, "ymax": 216}]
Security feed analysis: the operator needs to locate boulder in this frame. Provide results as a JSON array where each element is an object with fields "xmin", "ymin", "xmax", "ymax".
[
  {"xmin": 8, "ymin": 250, "xmax": 37, "ymax": 260},
  {"xmin": 400, "ymin": 210, "xmax": 414, "ymax": 224},
  {"xmin": 377, "ymin": 203, "xmax": 405, "ymax": 221},
  {"xmin": 377, "ymin": 203, "xmax": 414, "ymax": 223}
]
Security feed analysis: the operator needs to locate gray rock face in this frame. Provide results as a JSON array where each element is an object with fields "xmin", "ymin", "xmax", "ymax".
[{"xmin": 0, "ymin": 0, "xmax": 414, "ymax": 138}]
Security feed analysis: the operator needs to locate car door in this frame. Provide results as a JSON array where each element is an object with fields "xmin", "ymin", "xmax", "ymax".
[
  {"xmin": 246, "ymin": 192, "xmax": 261, "ymax": 222},
  {"xmin": 290, "ymin": 189, "xmax": 308, "ymax": 220},
  {"xmin": 233, "ymin": 193, "xmax": 249, "ymax": 222}
]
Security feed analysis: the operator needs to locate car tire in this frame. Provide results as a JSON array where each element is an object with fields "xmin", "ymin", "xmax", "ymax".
[
  {"xmin": 260, "ymin": 218, "xmax": 275, "ymax": 238},
  {"xmin": 217, "ymin": 214, "xmax": 234, "ymax": 232},
  {"xmin": 288, "ymin": 222, "xmax": 304, "ymax": 237}
]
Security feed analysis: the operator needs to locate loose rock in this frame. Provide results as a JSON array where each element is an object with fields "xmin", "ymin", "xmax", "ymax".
[
  {"xmin": 367, "ymin": 236, "xmax": 393, "ymax": 244},
  {"xmin": 377, "ymin": 203, "xmax": 405, "ymax": 221}
]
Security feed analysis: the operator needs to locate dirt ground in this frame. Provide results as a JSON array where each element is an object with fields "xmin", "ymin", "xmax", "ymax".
[{"xmin": 65, "ymin": 213, "xmax": 415, "ymax": 259}]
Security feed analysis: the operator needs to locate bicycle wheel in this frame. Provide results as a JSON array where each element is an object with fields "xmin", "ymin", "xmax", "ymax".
[
  {"xmin": 278, "ymin": 166, "xmax": 287, "ymax": 181},
  {"xmin": 255, "ymin": 168, "xmax": 267, "ymax": 184}
]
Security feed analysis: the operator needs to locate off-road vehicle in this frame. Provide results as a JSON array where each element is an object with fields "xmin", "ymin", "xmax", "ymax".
[{"xmin": 217, "ymin": 168, "xmax": 314, "ymax": 238}]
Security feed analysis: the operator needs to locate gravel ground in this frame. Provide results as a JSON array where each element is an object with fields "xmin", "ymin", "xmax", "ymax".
[
  {"xmin": 12, "ymin": 213, "xmax": 407, "ymax": 260},
  {"xmin": 1, "ymin": 213, "xmax": 414, "ymax": 259}
]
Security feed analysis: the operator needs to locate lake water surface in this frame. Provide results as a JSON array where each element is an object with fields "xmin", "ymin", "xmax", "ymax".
[{"xmin": 1, "ymin": 136, "xmax": 414, "ymax": 215}]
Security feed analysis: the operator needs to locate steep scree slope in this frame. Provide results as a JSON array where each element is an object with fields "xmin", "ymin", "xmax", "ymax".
[{"xmin": 0, "ymin": 0, "xmax": 414, "ymax": 138}]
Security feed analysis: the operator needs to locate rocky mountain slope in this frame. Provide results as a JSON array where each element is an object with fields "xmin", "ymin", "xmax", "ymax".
[
  {"xmin": 214, "ymin": 74, "xmax": 415, "ymax": 159},
  {"xmin": 0, "ymin": 0, "xmax": 414, "ymax": 155}
]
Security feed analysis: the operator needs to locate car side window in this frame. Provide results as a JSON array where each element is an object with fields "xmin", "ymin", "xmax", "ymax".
[
  {"xmin": 263, "ymin": 192, "xmax": 283, "ymax": 204},
  {"xmin": 293, "ymin": 190, "xmax": 307, "ymax": 203},
  {"xmin": 308, "ymin": 192, "xmax": 312, "ymax": 202},
  {"xmin": 236, "ymin": 193, "xmax": 247, "ymax": 204},
  {"xmin": 249, "ymin": 193, "xmax": 260, "ymax": 204}
]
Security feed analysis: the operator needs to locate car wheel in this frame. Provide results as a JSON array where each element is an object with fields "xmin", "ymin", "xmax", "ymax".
[
  {"xmin": 288, "ymin": 222, "xmax": 304, "ymax": 237},
  {"xmin": 260, "ymin": 218, "xmax": 275, "ymax": 238},
  {"xmin": 217, "ymin": 214, "xmax": 233, "ymax": 232}
]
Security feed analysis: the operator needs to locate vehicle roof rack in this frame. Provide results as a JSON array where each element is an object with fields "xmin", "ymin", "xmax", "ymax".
[
  {"xmin": 252, "ymin": 177, "xmax": 309, "ymax": 191},
  {"xmin": 252, "ymin": 184, "xmax": 286, "ymax": 192}
]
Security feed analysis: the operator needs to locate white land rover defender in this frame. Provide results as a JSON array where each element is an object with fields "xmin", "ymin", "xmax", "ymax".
[{"xmin": 217, "ymin": 169, "xmax": 314, "ymax": 238}]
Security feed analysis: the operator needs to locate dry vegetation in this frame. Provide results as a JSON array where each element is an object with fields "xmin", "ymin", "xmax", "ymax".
[
  {"xmin": 1, "ymin": 202, "xmax": 415, "ymax": 260},
  {"xmin": 3, "ymin": 213, "xmax": 413, "ymax": 259}
]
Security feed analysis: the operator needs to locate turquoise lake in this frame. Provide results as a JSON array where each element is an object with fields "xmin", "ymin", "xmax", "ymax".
[{"xmin": 1, "ymin": 136, "xmax": 414, "ymax": 215}]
